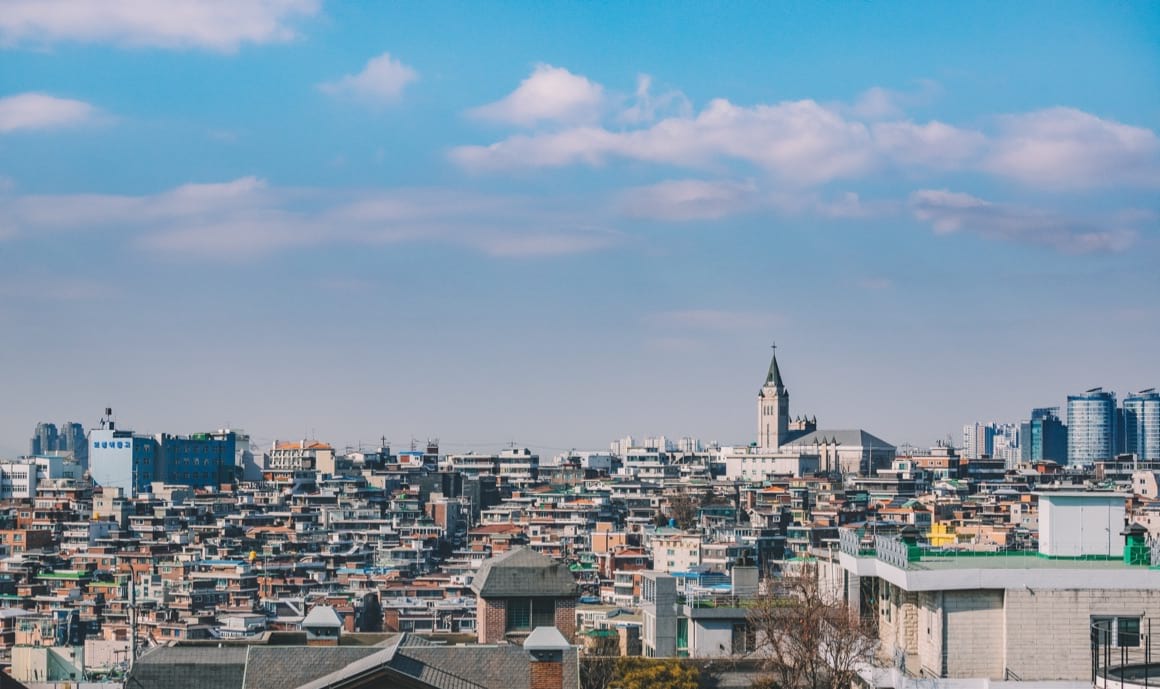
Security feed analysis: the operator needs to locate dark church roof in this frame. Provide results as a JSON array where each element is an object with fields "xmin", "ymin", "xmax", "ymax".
[
  {"xmin": 781, "ymin": 428, "xmax": 894, "ymax": 449},
  {"xmin": 470, "ymin": 547, "xmax": 579, "ymax": 598},
  {"xmin": 765, "ymin": 347, "xmax": 785, "ymax": 388}
]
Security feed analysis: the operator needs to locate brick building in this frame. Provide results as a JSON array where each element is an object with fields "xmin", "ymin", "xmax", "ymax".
[{"xmin": 471, "ymin": 547, "xmax": 579, "ymax": 644}]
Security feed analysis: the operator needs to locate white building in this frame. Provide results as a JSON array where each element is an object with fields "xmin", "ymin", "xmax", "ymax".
[
  {"xmin": 829, "ymin": 491, "xmax": 1160, "ymax": 685},
  {"xmin": 266, "ymin": 440, "xmax": 334, "ymax": 473},
  {"xmin": 0, "ymin": 455, "xmax": 82, "ymax": 499},
  {"xmin": 720, "ymin": 445, "xmax": 819, "ymax": 481}
]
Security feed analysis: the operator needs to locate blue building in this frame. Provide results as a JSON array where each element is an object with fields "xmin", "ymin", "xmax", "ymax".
[
  {"xmin": 1123, "ymin": 389, "xmax": 1160, "ymax": 462},
  {"xmin": 1067, "ymin": 389, "xmax": 1117, "ymax": 464},
  {"xmin": 1021, "ymin": 407, "xmax": 1068, "ymax": 463},
  {"xmin": 89, "ymin": 421, "xmax": 237, "ymax": 495}
]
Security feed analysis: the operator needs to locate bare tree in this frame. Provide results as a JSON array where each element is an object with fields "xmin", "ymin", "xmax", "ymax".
[
  {"xmin": 580, "ymin": 632, "xmax": 621, "ymax": 689},
  {"xmin": 747, "ymin": 565, "xmax": 877, "ymax": 689}
]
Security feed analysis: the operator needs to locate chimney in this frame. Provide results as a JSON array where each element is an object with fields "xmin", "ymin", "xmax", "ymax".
[{"xmin": 524, "ymin": 626, "xmax": 571, "ymax": 689}]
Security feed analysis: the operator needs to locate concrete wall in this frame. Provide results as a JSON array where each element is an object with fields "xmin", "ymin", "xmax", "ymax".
[
  {"xmin": 944, "ymin": 590, "xmax": 1004, "ymax": 679},
  {"xmin": 1004, "ymin": 588, "xmax": 1160, "ymax": 680},
  {"xmin": 690, "ymin": 619, "xmax": 735, "ymax": 658}
]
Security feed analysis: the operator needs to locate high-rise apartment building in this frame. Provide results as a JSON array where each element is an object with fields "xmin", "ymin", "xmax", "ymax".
[
  {"xmin": 1067, "ymin": 388, "xmax": 1117, "ymax": 464},
  {"xmin": 59, "ymin": 422, "xmax": 88, "ymax": 467},
  {"xmin": 960, "ymin": 422, "xmax": 1019, "ymax": 465},
  {"xmin": 961, "ymin": 423, "xmax": 994, "ymax": 459},
  {"xmin": 1122, "ymin": 389, "xmax": 1160, "ymax": 462},
  {"xmin": 1021, "ymin": 407, "xmax": 1068, "ymax": 463},
  {"xmin": 29, "ymin": 422, "xmax": 58, "ymax": 456},
  {"xmin": 28, "ymin": 421, "xmax": 89, "ymax": 467}
]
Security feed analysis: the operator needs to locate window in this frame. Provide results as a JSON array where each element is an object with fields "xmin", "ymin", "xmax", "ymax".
[
  {"xmin": 505, "ymin": 598, "xmax": 555, "ymax": 632},
  {"xmin": 1092, "ymin": 616, "xmax": 1141, "ymax": 648}
]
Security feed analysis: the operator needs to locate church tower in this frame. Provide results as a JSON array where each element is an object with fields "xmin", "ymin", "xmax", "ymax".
[{"xmin": 757, "ymin": 344, "xmax": 789, "ymax": 450}]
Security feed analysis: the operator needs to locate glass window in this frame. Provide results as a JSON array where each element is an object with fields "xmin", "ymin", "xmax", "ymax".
[
  {"xmin": 506, "ymin": 598, "xmax": 554, "ymax": 632},
  {"xmin": 532, "ymin": 599, "xmax": 555, "ymax": 628},
  {"xmin": 1092, "ymin": 616, "xmax": 1141, "ymax": 648},
  {"xmin": 1119, "ymin": 617, "xmax": 1141, "ymax": 648},
  {"xmin": 507, "ymin": 598, "xmax": 531, "ymax": 631}
]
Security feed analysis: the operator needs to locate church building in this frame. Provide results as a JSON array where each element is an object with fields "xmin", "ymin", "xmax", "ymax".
[{"xmin": 751, "ymin": 345, "xmax": 895, "ymax": 476}]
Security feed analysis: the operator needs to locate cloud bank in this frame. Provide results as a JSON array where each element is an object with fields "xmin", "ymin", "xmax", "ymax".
[
  {"xmin": 453, "ymin": 68, "xmax": 1160, "ymax": 194},
  {"xmin": 0, "ymin": 93, "xmax": 97, "ymax": 133},
  {"xmin": 0, "ymin": 177, "xmax": 621, "ymax": 259},
  {"xmin": 0, "ymin": 0, "xmax": 321, "ymax": 52}
]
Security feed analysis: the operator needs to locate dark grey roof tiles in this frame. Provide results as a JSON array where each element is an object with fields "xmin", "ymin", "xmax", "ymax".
[
  {"xmin": 470, "ymin": 547, "xmax": 579, "ymax": 598},
  {"xmin": 128, "ymin": 646, "xmax": 248, "ymax": 689},
  {"xmin": 243, "ymin": 646, "xmax": 381, "ymax": 689}
]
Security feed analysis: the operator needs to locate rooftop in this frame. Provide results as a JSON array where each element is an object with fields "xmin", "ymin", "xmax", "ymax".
[{"xmin": 470, "ymin": 547, "xmax": 579, "ymax": 598}]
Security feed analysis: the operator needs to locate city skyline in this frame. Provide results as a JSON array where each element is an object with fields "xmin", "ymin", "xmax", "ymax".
[
  {"xmin": 1, "ymin": 2, "xmax": 1158, "ymax": 458},
  {"xmin": 7, "ymin": 353, "xmax": 1157, "ymax": 461}
]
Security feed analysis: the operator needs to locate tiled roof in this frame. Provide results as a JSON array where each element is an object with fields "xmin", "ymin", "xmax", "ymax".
[
  {"xmin": 470, "ymin": 547, "xmax": 579, "ymax": 598},
  {"xmin": 273, "ymin": 441, "xmax": 333, "ymax": 451},
  {"xmin": 302, "ymin": 605, "xmax": 342, "ymax": 628},
  {"xmin": 243, "ymin": 647, "xmax": 380, "ymax": 689},
  {"xmin": 782, "ymin": 428, "xmax": 894, "ymax": 449},
  {"xmin": 128, "ymin": 646, "xmax": 248, "ymax": 689},
  {"xmin": 290, "ymin": 633, "xmax": 578, "ymax": 689}
]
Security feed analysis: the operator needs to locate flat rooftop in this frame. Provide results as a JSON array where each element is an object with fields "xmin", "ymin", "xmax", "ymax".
[{"xmin": 906, "ymin": 553, "xmax": 1148, "ymax": 571}]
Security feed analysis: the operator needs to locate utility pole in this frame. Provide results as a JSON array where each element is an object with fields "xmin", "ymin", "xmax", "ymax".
[{"xmin": 129, "ymin": 567, "xmax": 138, "ymax": 672}]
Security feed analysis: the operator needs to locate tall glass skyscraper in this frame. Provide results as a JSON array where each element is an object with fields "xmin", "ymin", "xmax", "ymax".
[
  {"xmin": 1022, "ymin": 407, "xmax": 1068, "ymax": 463},
  {"xmin": 1123, "ymin": 389, "xmax": 1160, "ymax": 462},
  {"xmin": 1067, "ymin": 389, "xmax": 1117, "ymax": 464}
]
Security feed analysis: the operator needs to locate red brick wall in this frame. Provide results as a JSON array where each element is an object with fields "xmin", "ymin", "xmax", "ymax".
[
  {"xmin": 477, "ymin": 597, "xmax": 506, "ymax": 644},
  {"xmin": 554, "ymin": 598, "xmax": 576, "ymax": 642},
  {"xmin": 530, "ymin": 660, "xmax": 563, "ymax": 689}
]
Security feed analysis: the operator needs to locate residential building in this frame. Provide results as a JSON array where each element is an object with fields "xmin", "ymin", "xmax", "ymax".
[
  {"xmin": 1123, "ymin": 389, "xmax": 1160, "ymax": 462},
  {"xmin": 832, "ymin": 491, "xmax": 1160, "ymax": 683},
  {"xmin": 1021, "ymin": 407, "xmax": 1068, "ymax": 464},
  {"xmin": 1068, "ymin": 388, "xmax": 1117, "ymax": 464}
]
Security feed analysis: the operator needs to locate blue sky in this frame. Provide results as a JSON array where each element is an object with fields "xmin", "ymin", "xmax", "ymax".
[{"xmin": 1, "ymin": 1, "xmax": 1157, "ymax": 457}]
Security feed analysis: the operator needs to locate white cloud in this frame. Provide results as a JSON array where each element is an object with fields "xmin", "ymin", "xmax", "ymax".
[
  {"xmin": 454, "ymin": 96, "xmax": 989, "ymax": 186},
  {"xmin": 872, "ymin": 120, "xmax": 985, "ymax": 170},
  {"xmin": 985, "ymin": 107, "xmax": 1160, "ymax": 189},
  {"xmin": 620, "ymin": 179, "xmax": 759, "ymax": 221},
  {"xmin": 318, "ymin": 52, "xmax": 418, "ymax": 103},
  {"xmin": 619, "ymin": 180, "xmax": 898, "ymax": 223},
  {"xmin": 909, "ymin": 189, "xmax": 1138, "ymax": 254},
  {"xmin": 849, "ymin": 80, "xmax": 942, "ymax": 120},
  {"xmin": 456, "ymin": 99, "xmax": 865, "ymax": 182},
  {"xmin": 456, "ymin": 71, "xmax": 1160, "ymax": 195},
  {"xmin": 1, "ymin": 178, "xmax": 621, "ymax": 259},
  {"xmin": 619, "ymin": 74, "xmax": 691, "ymax": 125},
  {"xmin": 469, "ymin": 64, "xmax": 605, "ymax": 126},
  {"xmin": 0, "ymin": 93, "xmax": 97, "ymax": 133},
  {"xmin": 0, "ymin": 0, "xmax": 320, "ymax": 52}
]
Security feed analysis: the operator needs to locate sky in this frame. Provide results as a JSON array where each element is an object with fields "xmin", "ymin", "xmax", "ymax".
[{"xmin": 1, "ymin": 1, "xmax": 1158, "ymax": 458}]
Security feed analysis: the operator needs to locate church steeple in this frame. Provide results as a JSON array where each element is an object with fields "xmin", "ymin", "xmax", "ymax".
[
  {"xmin": 765, "ymin": 343, "xmax": 786, "ymax": 390},
  {"xmin": 758, "ymin": 343, "xmax": 790, "ymax": 450}
]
